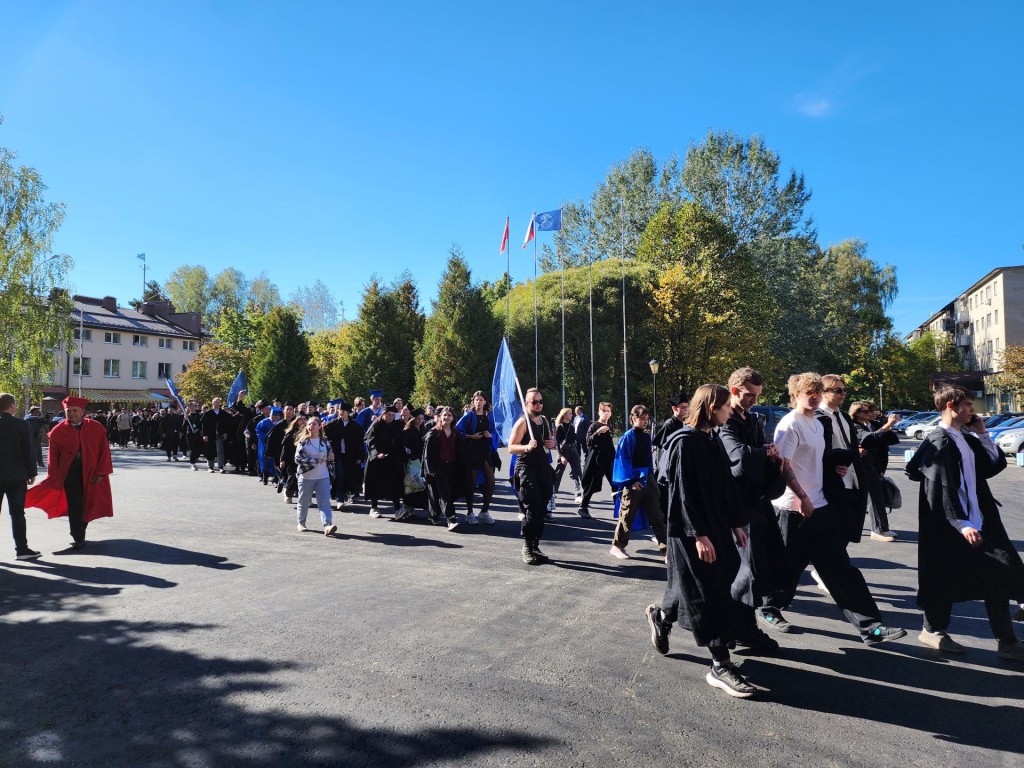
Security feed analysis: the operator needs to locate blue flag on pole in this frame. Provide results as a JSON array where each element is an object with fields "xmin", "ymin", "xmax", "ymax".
[
  {"xmin": 491, "ymin": 338, "xmax": 523, "ymax": 447},
  {"xmin": 227, "ymin": 370, "xmax": 247, "ymax": 406},
  {"xmin": 164, "ymin": 378, "xmax": 186, "ymax": 412},
  {"xmin": 535, "ymin": 209, "xmax": 561, "ymax": 231}
]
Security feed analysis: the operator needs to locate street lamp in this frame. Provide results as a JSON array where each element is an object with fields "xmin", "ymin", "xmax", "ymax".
[{"xmin": 648, "ymin": 358, "xmax": 660, "ymax": 427}]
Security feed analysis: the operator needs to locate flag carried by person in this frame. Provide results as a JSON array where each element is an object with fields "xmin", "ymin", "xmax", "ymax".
[
  {"xmin": 227, "ymin": 370, "xmax": 247, "ymax": 406},
  {"xmin": 500, "ymin": 216, "xmax": 510, "ymax": 254},
  {"xmin": 164, "ymin": 378, "xmax": 186, "ymax": 412},
  {"xmin": 535, "ymin": 209, "xmax": 562, "ymax": 232},
  {"xmin": 491, "ymin": 337, "xmax": 527, "ymax": 446},
  {"xmin": 522, "ymin": 213, "xmax": 535, "ymax": 249}
]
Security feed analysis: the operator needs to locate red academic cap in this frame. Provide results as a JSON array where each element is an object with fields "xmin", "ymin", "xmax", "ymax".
[{"xmin": 63, "ymin": 396, "xmax": 89, "ymax": 410}]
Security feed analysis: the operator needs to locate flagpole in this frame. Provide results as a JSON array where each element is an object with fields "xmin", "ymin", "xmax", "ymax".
[
  {"xmin": 533, "ymin": 214, "xmax": 539, "ymax": 389},
  {"xmin": 560, "ymin": 245, "xmax": 565, "ymax": 410},
  {"xmin": 504, "ymin": 216, "xmax": 511, "ymax": 340},
  {"xmin": 620, "ymin": 199, "xmax": 629, "ymax": 418},
  {"xmin": 588, "ymin": 250, "xmax": 595, "ymax": 420}
]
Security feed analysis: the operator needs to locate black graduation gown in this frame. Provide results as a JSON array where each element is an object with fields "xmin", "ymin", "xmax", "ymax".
[
  {"xmin": 581, "ymin": 421, "xmax": 614, "ymax": 495},
  {"xmin": 323, "ymin": 417, "xmax": 366, "ymax": 496},
  {"xmin": 159, "ymin": 412, "xmax": 183, "ymax": 452},
  {"xmin": 662, "ymin": 426, "xmax": 749, "ymax": 647},
  {"xmin": 364, "ymin": 418, "xmax": 402, "ymax": 503},
  {"xmin": 906, "ymin": 428, "xmax": 1024, "ymax": 611},
  {"xmin": 717, "ymin": 410, "xmax": 788, "ymax": 606}
]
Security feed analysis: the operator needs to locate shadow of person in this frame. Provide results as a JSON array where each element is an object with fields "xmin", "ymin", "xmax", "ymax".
[
  {"xmin": 6, "ymin": 560, "xmax": 176, "ymax": 590},
  {"xmin": 551, "ymin": 559, "xmax": 666, "ymax": 581},
  {"xmin": 347, "ymin": 532, "xmax": 465, "ymax": 550},
  {"xmin": 77, "ymin": 539, "xmax": 243, "ymax": 571},
  {"xmin": 0, "ymin": 565, "xmax": 121, "ymax": 617}
]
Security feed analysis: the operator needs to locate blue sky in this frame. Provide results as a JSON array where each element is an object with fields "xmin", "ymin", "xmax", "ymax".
[{"xmin": 2, "ymin": 1, "xmax": 1021, "ymax": 336}]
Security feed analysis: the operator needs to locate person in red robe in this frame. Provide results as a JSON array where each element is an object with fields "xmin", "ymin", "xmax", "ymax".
[{"xmin": 26, "ymin": 395, "xmax": 113, "ymax": 549}]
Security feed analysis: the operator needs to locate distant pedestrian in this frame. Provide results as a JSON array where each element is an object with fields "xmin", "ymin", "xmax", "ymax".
[{"xmin": 1, "ymin": 393, "xmax": 41, "ymax": 560}]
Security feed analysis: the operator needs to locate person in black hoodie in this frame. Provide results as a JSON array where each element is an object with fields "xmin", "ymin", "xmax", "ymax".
[
  {"xmin": 850, "ymin": 401, "xmax": 900, "ymax": 541},
  {"xmin": 0, "ymin": 393, "xmax": 41, "ymax": 560}
]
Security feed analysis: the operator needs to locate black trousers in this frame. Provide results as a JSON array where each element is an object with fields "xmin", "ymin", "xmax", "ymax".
[
  {"xmin": 768, "ymin": 504, "xmax": 883, "ymax": 636},
  {"xmin": 0, "ymin": 480, "xmax": 29, "ymax": 552},
  {"xmin": 427, "ymin": 461, "xmax": 459, "ymax": 521},
  {"xmin": 64, "ymin": 469, "xmax": 87, "ymax": 543},
  {"xmin": 925, "ymin": 598, "xmax": 1016, "ymax": 643},
  {"xmin": 515, "ymin": 460, "xmax": 552, "ymax": 543}
]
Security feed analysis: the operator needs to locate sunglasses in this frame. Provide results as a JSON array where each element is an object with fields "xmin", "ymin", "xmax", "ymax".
[
  {"xmin": 529, "ymin": 400, "xmax": 543, "ymax": 405},
  {"xmin": 826, "ymin": 388, "xmax": 847, "ymax": 394}
]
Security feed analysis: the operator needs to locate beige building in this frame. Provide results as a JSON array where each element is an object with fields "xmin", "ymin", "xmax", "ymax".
[
  {"xmin": 43, "ymin": 295, "xmax": 204, "ymax": 408},
  {"xmin": 906, "ymin": 265, "xmax": 1024, "ymax": 411}
]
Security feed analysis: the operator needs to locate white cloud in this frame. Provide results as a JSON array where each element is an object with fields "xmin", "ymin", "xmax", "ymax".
[{"xmin": 796, "ymin": 97, "xmax": 832, "ymax": 118}]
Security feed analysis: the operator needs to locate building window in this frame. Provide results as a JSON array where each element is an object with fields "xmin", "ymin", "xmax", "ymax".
[
  {"xmin": 132, "ymin": 361, "xmax": 147, "ymax": 379},
  {"xmin": 182, "ymin": 340, "xmax": 197, "ymax": 351},
  {"xmin": 988, "ymin": 313, "xmax": 992, "ymax": 328},
  {"xmin": 994, "ymin": 281, "xmax": 999, "ymax": 297},
  {"xmin": 995, "ymin": 309, "xmax": 999, "ymax": 325},
  {"xmin": 996, "ymin": 338, "xmax": 1001, "ymax": 351},
  {"xmin": 132, "ymin": 334, "xmax": 148, "ymax": 347},
  {"xmin": 158, "ymin": 362, "xmax": 172, "ymax": 379},
  {"xmin": 73, "ymin": 328, "xmax": 92, "ymax": 342},
  {"xmin": 72, "ymin": 357, "xmax": 91, "ymax": 376},
  {"xmin": 158, "ymin": 337, "xmax": 173, "ymax": 349},
  {"xmin": 987, "ymin": 287, "xmax": 991, "ymax": 301},
  {"xmin": 104, "ymin": 331, "xmax": 121, "ymax": 344},
  {"xmin": 988, "ymin": 340, "xmax": 994, "ymax": 355},
  {"xmin": 103, "ymin": 359, "xmax": 120, "ymax": 378}
]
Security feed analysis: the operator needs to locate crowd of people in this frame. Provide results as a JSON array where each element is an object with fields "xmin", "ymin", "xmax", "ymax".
[{"xmin": 3, "ymin": 365, "xmax": 1024, "ymax": 701}]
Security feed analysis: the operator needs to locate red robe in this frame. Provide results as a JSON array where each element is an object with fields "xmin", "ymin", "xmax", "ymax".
[{"xmin": 26, "ymin": 417, "xmax": 114, "ymax": 523}]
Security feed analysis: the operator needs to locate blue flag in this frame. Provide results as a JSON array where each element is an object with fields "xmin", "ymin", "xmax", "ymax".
[
  {"xmin": 491, "ymin": 338, "xmax": 523, "ymax": 447},
  {"xmin": 164, "ymin": 378, "xmax": 186, "ymax": 412},
  {"xmin": 535, "ymin": 209, "xmax": 561, "ymax": 231},
  {"xmin": 227, "ymin": 370, "xmax": 247, "ymax": 406}
]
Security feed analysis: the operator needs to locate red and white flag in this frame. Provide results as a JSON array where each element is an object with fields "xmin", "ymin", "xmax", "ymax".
[
  {"xmin": 521, "ymin": 213, "xmax": 535, "ymax": 249},
  {"xmin": 499, "ymin": 216, "xmax": 509, "ymax": 254}
]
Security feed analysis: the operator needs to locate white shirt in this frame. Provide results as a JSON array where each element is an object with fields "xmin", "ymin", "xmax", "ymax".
[
  {"xmin": 819, "ymin": 404, "xmax": 858, "ymax": 490},
  {"xmin": 298, "ymin": 438, "xmax": 330, "ymax": 480},
  {"xmin": 943, "ymin": 426, "xmax": 999, "ymax": 533},
  {"xmin": 773, "ymin": 410, "xmax": 828, "ymax": 511}
]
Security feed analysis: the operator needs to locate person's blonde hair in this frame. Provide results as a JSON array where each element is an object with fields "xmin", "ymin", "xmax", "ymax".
[
  {"xmin": 787, "ymin": 372, "xmax": 822, "ymax": 407},
  {"xmin": 556, "ymin": 407, "xmax": 573, "ymax": 424},
  {"xmin": 685, "ymin": 385, "xmax": 730, "ymax": 430}
]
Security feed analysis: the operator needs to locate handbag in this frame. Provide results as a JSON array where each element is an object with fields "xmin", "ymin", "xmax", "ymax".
[
  {"xmin": 879, "ymin": 475, "xmax": 901, "ymax": 511},
  {"xmin": 404, "ymin": 459, "xmax": 426, "ymax": 494}
]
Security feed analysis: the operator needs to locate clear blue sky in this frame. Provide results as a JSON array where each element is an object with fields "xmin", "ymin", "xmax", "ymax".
[{"xmin": 3, "ymin": 1, "xmax": 1021, "ymax": 336}]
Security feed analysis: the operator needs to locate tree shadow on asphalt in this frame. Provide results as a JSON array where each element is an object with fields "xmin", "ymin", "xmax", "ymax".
[
  {"xmin": 747, "ymin": 645, "xmax": 1024, "ymax": 753},
  {"xmin": 0, "ymin": 608, "xmax": 556, "ymax": 767},
  {"xmin": 67, "ymin": 539, "xmax": 244, "ymax": 570},
  {"xmin": 0, "ymin": 564, "xmax": 121, "ymax": 617}
]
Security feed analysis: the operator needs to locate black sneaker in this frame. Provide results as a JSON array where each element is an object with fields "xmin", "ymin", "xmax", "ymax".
[
  {"xmin": 755, "ymin": 607, "xmax": 793, "ymax": 633},
  {"xmin": 706, "ymin": 661, "xmax": 757, "ymax": 698},
  {"xmin": 1014, "ymin": 606, "xmax": 1024, "ymax": 623},
  {"xmin": 69, "ymin": 540, "xmax": 85, "ymax": 550},
  {"xmin": 577, "ymin": 507, "xmax": 592, "ymax": 519},
  {"xmin": 736, "ymin": 630, "xmax": 781, "ymax": 657},
  {"xmin": 15, "ymin": 548, "xmax": 41, "ymax": 561},
  {"xmin": 863, "ymin": 625, "xmax": 907, "ymax": 646},
  {"xmin": 531, "ymin": 542, "xmax": 550, "ymax": 563},
  {"xmin": 645, "ymin": 604, "xmax": 670, "ymax": 654}
]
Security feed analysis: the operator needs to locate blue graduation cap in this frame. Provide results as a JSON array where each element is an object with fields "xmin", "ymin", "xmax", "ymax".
[
  {"xmin": 327, "ymin": 399, "xmax": 342, "ymax": 406},
  {"xmin": 369, "ymin": 389, "xmax": 383, "ymax": 399}
]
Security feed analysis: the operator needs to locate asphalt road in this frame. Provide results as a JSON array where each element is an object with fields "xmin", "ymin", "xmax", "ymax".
[{"xmin": 2, "ymin": 439, "xmax": 1023, "ymax": 768}]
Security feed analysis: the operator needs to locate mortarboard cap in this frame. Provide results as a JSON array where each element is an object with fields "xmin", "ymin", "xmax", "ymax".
[{"xmin": 369, "ymin": 389, "xmax": 383, "ymax": 399}]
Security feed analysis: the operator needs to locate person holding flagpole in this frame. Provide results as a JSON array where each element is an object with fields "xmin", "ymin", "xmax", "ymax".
[{"xmin": 509, "ymin": 387, "xmax": 556, "ymax": 565}]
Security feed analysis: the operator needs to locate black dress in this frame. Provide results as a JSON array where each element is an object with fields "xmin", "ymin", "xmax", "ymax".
[
  {"xmin": 364, "ymin": 418, "xmax": 402, "ymax": 506},
  {"xmin": 581, "ymin": 421, "xmax": 614, "ymax": 497}
]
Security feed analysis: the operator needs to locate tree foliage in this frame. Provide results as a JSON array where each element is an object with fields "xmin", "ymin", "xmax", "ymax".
[
  {"xmin": 290, "ymin": 279, "xmax": 339, "ymax": 332},
  {"xmin": 249, "ymin": 306, "xmax": 313, "ymax": 403},
  {"xmin": 164, "ymin": 266, "xmax": 280, "ymax": 327},
  {"xmin": 128, "ymin": 279, "xmax": 165, "ymax": 309},
  {"xmin": 177, "ymin": 342, "xmax": 249, "ymax": 407},
  {"xmin": 413, "ymin": 247, "xmax": 501, "ymax": 407},
  {"xmin": 211, "ymin": 303, "xmax": 266, "ymax": 352},
  {"xmin": 0, "ymin": 130, "xmax": 74, "ymax": 401}
]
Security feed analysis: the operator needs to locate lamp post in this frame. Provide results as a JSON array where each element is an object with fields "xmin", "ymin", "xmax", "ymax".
[
  {"xmin": 879, "ymin": 383, "xmax": 884, "ymax": 413},
  {"xmin": 649, "ymin": 358, "xmax": 660, "ymax": 428}
]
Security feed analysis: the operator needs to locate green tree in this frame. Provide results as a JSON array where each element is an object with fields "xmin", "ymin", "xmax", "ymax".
[
  {"xmin": 164, "ymin": 265, "xmax": 211, "ymax": 318},
  {"xmin": 0, "ymin": 129, "xmax": 75, "ymax": 401},
  {"xmin": 129, "ymin": 279, "xmax": 165, "ymax": 309},
  {"xmin": 211, "ymin": 303, "xmax": 266, "ymax": 352},
  {"xmin": 249, "ymin": 306, "xmax": 313, "ymax": 403},
  {"xmin": 308, "ymin": 324, "xmax": 354, "ymax": 402},
  {"xmin": 209, "ymin": 267, "xmax": 249, "ymax": 317},
  {"xmin": 249, "ymin": 272, "xmax": 282, "ymax": 312},
  {"xmin": 414, "ymin": 248, "xmax": 501, "ymax": 407},
  {"xmin": 177, "ymin": 342, "xmax": 249, "ymax": 406}
]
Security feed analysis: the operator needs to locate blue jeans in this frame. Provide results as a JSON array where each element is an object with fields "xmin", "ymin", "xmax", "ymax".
[{"xmin": 297, "ymin": 474, "xmax": 333, "ymax": 527}]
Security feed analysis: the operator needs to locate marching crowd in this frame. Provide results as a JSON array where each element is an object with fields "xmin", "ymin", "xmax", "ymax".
[{"xmin": 3, "ymin": 363, "xmax": 1024, "ymax": 700}]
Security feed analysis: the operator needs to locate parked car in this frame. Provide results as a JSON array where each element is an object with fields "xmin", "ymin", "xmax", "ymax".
[
  {"xmin": 886, "ymin": 410, "xmax": 918, "ymax": 420},
  {"xmin": 984, "ymin": 412, "xmax": 1024, "ymax": 429},
  {"xmin": 988, "ymin": 417, "xmax": 1024, "ymax": 441},
  {"xmin": 995, "ymin": 428, "xmax": 1024, "ymax": 456},
  {"xmin": 896, "ymin": 411, "xmax": 939, "ymax": 432},
  {"xmin": 907, "ymin": 415, "xmax": 942, "ymax": 440},
  {"xmin": 750, "ymin": 405, "xmax": 791, "ymax": 438}
]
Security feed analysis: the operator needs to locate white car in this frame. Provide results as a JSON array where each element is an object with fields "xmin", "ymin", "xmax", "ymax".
[
  {"xmin": 907, "ymin": 415, "xmax": 942, "ymax": 440},
  {"xmin": 996, "ymin": 429, "xmax": 1024, "ymax": 455}
]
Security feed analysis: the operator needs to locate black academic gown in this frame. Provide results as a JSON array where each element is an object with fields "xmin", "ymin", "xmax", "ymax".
[
  {"xmin": 581, "ymin": 421, "xmax": 614, "ymax": 495},
  {"xmin": 906, "ymin": 428, "xmax": 1024, "ymax": 612},
  {"xmin": 661, "ymin": 426, "xmax": 750, "ymax": 648},
  {"xmin": 364, "ymin": 418, "xmax": 402, "ymax": 504},
  {"xmin": 717, "ymin": 409, "xmax": 788, "ymax": 607},
  {"xmin": 324, "ymin": 417, "xmax": 366, "ymax": 497}
]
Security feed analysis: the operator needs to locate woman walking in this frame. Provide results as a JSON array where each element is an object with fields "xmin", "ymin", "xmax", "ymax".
[
  {"xmin": 295, "ymin": 417, "xmax": 336, "ymax": 536},
  {"xmin": 280, "ymin": 414, "xmax": 307, "ymax": 505},
  {"xmin": 423, "ymin": 406, "xmax": 464, "ymax": 531},
  {"xmin": 552, "ymin": 407, "xmax": 584, "ymax": 505},
  {"xmin": 456, "ymin": 391, "xmax": 498, "ymax": 525},
  {"xmin": 644, "ymin": 385, "xmax": 767, "ymax": 699}
]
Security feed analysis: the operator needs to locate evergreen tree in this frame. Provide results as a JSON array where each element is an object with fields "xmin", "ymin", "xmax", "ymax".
[
  {"xmin": 250, "ymin": 306, "xmax": 313, "ymax": 403},
  {"xmin": 414, "ymin": 248, "xmax": 501, "ymax": 407}
]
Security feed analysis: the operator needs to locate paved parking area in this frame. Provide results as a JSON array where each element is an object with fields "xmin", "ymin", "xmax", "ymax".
[{"xmin": 1, "ymin": 439, "xmax": 1022, "ymax": 767}]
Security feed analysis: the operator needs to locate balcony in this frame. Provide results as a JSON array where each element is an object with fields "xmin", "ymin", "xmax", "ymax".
[{"xmin": 957, "ymin": 332, "xmax": 972, "ymax": 347}]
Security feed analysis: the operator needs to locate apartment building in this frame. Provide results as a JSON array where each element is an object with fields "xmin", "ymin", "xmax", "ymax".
[
  {"xmin": 42, "ymin": 295, "xmax": 204, "ymax": 409},
  {"xmin": 906, "ymin": 265, "xmax": 1024, "ymax": 411}
]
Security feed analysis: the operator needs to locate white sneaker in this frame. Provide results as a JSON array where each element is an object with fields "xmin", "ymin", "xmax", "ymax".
[
  {"xmin": 870, "ymin": 531, "xmax": 895, "ymax": 542},
  {"xmin": 297, "ymin": 524, "xmax": 307, "ymax": 532},
  {"xmin": 191, "ymin": 463, "xmax": 198, "ymax": 471},
  {"xmin": 574, "ymin": 493, "xmax": 583, "ymax": 504},
  {"xmin": 466, "ymin": 513, "xmax": 479, "ymax": 525},
  {"xmin": 518, "ymin": 512, "xmax": 525, "ymax": 521},
  {"xmin": 478, "ymin": 511, "xmax": 495, "ymax": 525},
  {"xmin": 547, "ymin": 497, "xmax": 557, "ymax": 513},
  {"xmin": 369, "ymin": 507, "xmax": 381, "ymax": 518},
  {"xmin": 810, "ymin": 568, "xmax": 831, "ymax": 596}
]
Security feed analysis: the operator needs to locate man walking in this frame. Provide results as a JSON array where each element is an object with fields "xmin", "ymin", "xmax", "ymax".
[
  {"xmin": 609, "ymin": 405, "xmax": 667, "ymax": 560},
  {"xmin": 201, "ymin": 397, "xmax": 232, "ymax": 473},
  {"xmin": 510, "ymin": 388, "xmax": 556, "ymax": 564},
  {"xmin": 1, "ymin": 393, "xmax": 41, "ymax": 560}
]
